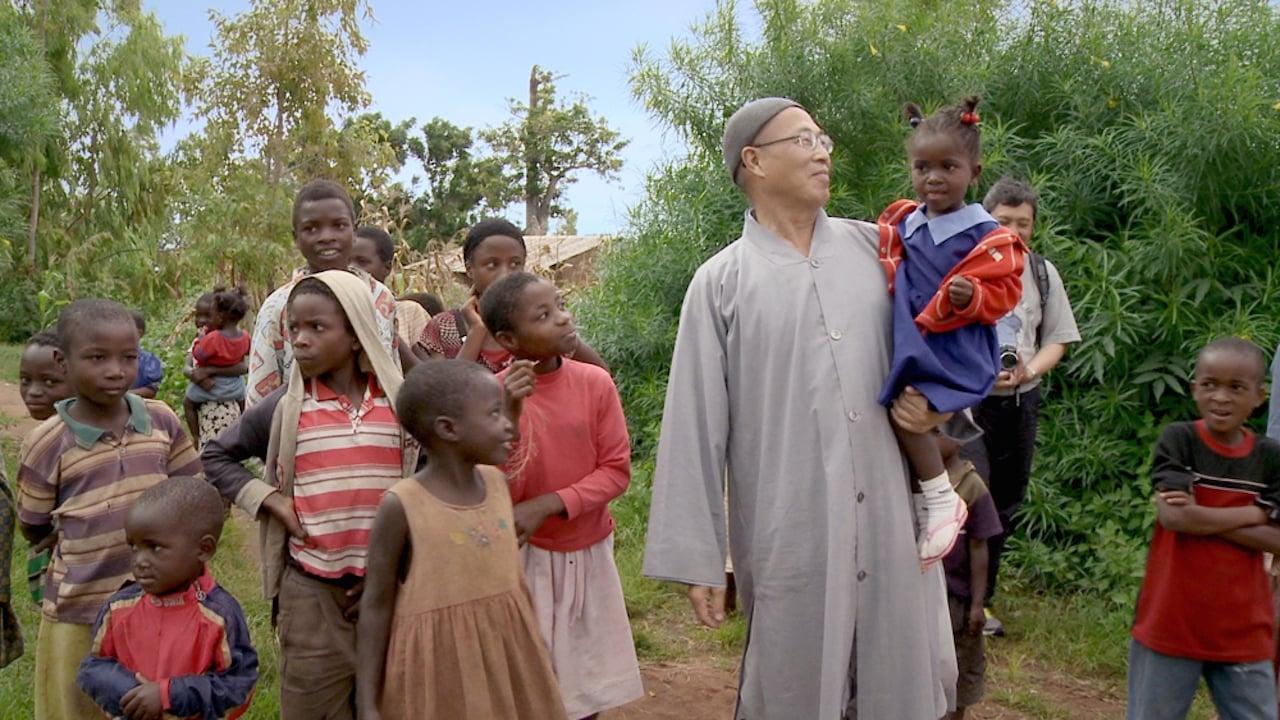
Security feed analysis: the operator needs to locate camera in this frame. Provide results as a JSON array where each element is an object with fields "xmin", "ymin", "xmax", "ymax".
[
  {"xmin": 995, "ymin": 314, "xmax": 1022, "ymax": 372},
  {"xmin": 1000, "ymin": 345, "xmax": 1019, "ymax": 371}
]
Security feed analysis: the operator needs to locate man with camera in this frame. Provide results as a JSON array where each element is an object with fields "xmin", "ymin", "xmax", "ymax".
[{"xmin": 965, "ymin": 177, "xmax": 1080, "ymax": 636}]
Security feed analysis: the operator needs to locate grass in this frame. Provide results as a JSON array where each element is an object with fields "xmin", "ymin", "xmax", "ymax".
[
  {"xmin": 0, "ymin": 345, "xmax": 20, "ymax": 385},
  {"xmin": 986, "ymin": 581, "xmax": 1217, "ymax": 719}
]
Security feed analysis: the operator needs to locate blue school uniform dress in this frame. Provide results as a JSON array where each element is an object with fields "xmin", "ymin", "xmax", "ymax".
[{"xmin": 877, "ymin": 203, "xmax": 1001, "ymax": 413}]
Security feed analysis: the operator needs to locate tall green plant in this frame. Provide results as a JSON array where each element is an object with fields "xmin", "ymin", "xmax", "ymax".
[
  {"xmin": 0, "ymin": 1, "xmax": 188, "ymax": 340},
  {"xmin": 580, "ymin": 0, "xmax": 1280, "ymax": 603}
]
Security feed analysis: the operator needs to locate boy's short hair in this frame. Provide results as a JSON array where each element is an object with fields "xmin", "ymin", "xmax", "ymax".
[
  {"xmin": 463, "ymin": 218, "xmax": 526, "ymax": 266},
  {"xmin": 26, "ymin": 329, "xmax": 59, "ymax": 349},
  {"xmin": 356, "ymin": 226, "xmax": 396, "ymax": 264},
  {"xmin": 480, "ymin": 271, "xmax": 545, "ymax": 336},
  {"xmin": 400, "ymin": 292, "xmax": 445, "ymax": 317},
  {"xmin": 131, "ymin": 310, "xmax": 146, "ymax": 335},
  {"xmin": 131, "ymin": 476, "xmax": 226, "ymax": 541},
  {"xmin": 983, "ymin": 177, "xmax": 1039, "ymax": 218},
  {"xmin": 292, "ymin": 179, "xmax": 355, "ymax": 230},
  {"xmin": 397, "ymin": 360, "xmax": 496, "ymax": 444},
  {"xmin": 57, "ymin": 299, "xmax": 135, "ymax": 352},
  {"xmin": 1197, "ymin": 336, "xmax": 1267, "ymax": 382}
]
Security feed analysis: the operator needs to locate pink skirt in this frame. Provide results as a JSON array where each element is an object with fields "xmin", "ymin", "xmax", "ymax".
[{"xmin": 521, "ymin": 534, "xmax": 645, "ymax": 717}]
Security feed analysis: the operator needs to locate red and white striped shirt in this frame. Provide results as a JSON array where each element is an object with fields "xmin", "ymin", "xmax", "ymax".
[{"xmin": 289, "ymin": 376, "xmax": 403, "ymax": 578}]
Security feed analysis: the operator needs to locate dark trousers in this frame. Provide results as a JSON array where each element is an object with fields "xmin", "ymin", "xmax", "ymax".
[
  {"xmin": 960, "ymin": 386, "xmax": 1040, "ymax": 603},
  {"xmin": 277, "ymin": 565, "xmax": 360, "ymax": 720}
]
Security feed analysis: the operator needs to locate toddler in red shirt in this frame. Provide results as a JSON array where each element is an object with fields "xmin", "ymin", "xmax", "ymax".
[
  {"xmin": 183, "ymin": 287, "xmax": 251, "ymax": 446},
  {"xmin": 77, "ymin": 476, "xmax": 257, "ymax": 719},
  {"xmin": 482, "ymin": 272, "xmax": 644, "ymax": 719}
]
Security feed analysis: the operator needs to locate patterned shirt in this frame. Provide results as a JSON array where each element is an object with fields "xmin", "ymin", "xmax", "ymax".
[
  {"xmin": 246, "ymin": 266, "xmax": 400, "ymax": 407},
  {"xmin": 417, "ymin": 309, "xmax": 513, "ymax": 374},
  {"xmin": 290, "ymin": 377, "xmax": 403, "ymax": 578},
  {"xmin": 17, "ymin": 396, "xmax": 201, "ymax": 624}
]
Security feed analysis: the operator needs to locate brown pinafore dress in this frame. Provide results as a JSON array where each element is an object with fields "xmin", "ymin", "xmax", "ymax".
[{"xmin": 379, "ymin": 468, "xmax": 567, "ymax": 720}]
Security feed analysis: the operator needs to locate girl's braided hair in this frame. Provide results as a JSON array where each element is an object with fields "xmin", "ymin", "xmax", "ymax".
[
  {"xmin": 212, "ymin": 285, "xmax": 249, "ymax": 324},
  {"xmin": 903, "ymin": 95, "xmax": 983, "ymax": 163}
]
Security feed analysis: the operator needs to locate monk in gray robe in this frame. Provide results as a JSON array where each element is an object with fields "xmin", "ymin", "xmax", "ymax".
[{"xmin": 644, "ymin": 98, "xmax": 958, "ymax": 719}]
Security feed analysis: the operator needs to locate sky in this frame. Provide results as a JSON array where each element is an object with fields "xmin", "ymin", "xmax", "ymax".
[{"xmin": 147, "ymin": 0, "xmax": 731, "ymax": 234}]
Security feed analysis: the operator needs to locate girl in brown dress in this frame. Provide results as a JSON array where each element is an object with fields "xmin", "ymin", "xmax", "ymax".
[{"xmin": 355, "ymin": 359, "xmax": 567, "ymax": 720}]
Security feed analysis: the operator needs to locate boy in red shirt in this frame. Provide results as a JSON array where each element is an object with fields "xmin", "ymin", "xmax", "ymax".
[
  {"xmin": 483, "ymin": 271, "xmax": 644, "ymax": 719},
  {"xmin": 77, "ymin": 476, "xmax": 257, "ymax": 719},
  {"xmin": 1129, "ymin": 337, "xmax": 1280, "ymax": 720}
]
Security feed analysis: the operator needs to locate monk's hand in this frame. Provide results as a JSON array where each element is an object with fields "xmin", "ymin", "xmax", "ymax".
[
  {"xmin": 948, "ymin": 276, "xmax": 975, "ymax": 309},
  {"xmin": 687, "ymin": 585, "xmax": 727, "ymax": 629},
  {"xmin": 891, "ymin": 386, "xmax": 952, "ymax": 434}
]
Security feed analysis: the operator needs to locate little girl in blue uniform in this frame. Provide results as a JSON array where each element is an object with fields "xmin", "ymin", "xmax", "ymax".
[{"xmin": 877, "ymin": 96, "xmax": 1027, "ymax": 567}]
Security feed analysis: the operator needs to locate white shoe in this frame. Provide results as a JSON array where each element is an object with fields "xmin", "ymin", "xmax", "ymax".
[{"xmin": 918, "ymin": 473, "xmax": 967, "ymax": 569}]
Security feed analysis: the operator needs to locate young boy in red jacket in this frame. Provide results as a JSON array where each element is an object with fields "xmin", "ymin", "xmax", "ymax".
[{"xmin": 77, "ymin": 477, "xmax": 258, "ymax": 719}]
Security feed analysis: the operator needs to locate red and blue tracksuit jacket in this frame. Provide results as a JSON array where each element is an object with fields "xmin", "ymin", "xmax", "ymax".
[{"xmin": 77, "ymin": 569, "xmax": 257, "ymax": 719}]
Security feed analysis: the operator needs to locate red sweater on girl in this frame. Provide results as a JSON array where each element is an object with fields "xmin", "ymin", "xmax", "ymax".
[{"xmin": 498, "ymin": 359, "xmax": 631, "ymax": 552}]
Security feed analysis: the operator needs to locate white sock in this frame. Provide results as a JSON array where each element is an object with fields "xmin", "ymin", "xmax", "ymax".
[{"xmin": 918, "ymin": 471, "xmax": 967, "ymax": 565}]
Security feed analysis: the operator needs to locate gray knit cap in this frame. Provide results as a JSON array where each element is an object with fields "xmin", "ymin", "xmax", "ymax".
[{"xmin": 722, "ymin": 97, "xmax": 802, "ymax": 183}]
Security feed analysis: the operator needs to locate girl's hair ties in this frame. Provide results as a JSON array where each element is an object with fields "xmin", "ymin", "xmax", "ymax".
[{"xmin": 960, "ymin": 111, "xmax": 980, "ymax": 126}]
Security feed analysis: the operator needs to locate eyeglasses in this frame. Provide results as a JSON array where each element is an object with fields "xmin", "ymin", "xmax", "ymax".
[{"xmin": 751, "ymin": 130, "xmax": 834, "ymax": 153}]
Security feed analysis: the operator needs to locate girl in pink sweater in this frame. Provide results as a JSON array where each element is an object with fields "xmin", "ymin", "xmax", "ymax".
[{"xmin": 482, "ymin": 271, "xmax": 644, "ymax": 719}]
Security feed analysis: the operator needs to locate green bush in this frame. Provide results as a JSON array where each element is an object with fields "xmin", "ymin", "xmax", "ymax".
[{"xmin": 578, "ymin": 0, "xmax": 1280, "ymax": 605}]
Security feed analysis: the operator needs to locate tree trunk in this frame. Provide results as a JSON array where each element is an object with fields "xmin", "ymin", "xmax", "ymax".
[
  {"xmin": 534, "ymin": 176, "xmax": 559, "ymax": 237},
  {"xmin": 524, "ymin": 65, "xmax": 544, "ymax": 235},
  {"xmin": 269, "ymin": 93, "xmax": 285, "ymax": 185},
  {"xmin": 27, "ymin": 165, "xmax": 41, "ymax": 273},
  {"xmin": 25, "ymin": 0, "xmax": 47, "ymax": 275}
]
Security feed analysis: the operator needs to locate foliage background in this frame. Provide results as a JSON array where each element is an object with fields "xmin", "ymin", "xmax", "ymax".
[{"xmin": 577, "ymin": 0, "xmax": 1280, "ymax": 606}]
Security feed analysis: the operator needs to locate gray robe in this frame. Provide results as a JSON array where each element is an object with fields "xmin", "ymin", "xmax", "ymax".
[{"xmin": 644, "ymin": 209, "xmax": 953, "ymax": 719}]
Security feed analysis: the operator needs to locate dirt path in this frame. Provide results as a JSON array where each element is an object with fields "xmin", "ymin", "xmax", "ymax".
[
  {"xmin": 607, "ymin": 660, "xmax": 738, "ymax": 718},
  {"xmin": 601, "ymin": 647, "xmax": 1125, "ymax": 719},
  {"xmin": 0, "ymin": 380, "xmax": 37, "ymax": 441}
]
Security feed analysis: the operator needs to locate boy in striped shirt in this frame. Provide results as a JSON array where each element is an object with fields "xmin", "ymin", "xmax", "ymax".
[
  {"xmin": 17, "ymin": 299, "xmax": 201, "ymax": 720},
  {"xmin": 203, "ymin": 272, "xmax": 414, "ymax": 719}
]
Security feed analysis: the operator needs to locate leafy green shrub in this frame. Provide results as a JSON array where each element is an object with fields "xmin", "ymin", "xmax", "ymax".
[{"xmin": 579, "ymin": 0, "xmax": 1280, "ymax": 605}]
